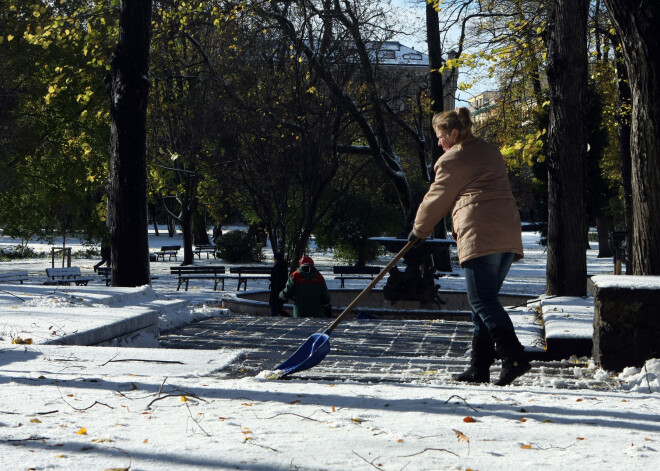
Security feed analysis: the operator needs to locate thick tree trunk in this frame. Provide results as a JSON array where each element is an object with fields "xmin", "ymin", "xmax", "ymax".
[
  {"xmin": 545, "ymin": 0, "xmax": 589, "ymax": 296},
  {"xmin": 605, "ymin": 0, "xmax": 660, "ymax": 275},
  {"xmin": 192, "ymin": 208, "xmax": 210, "ymax": 246},
  {"xmin": 106, "ymin": 0, "xmax": 153, "ymax": 287}
]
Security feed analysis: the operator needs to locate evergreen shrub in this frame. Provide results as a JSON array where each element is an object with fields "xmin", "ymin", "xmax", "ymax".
[{"xmin": 216, "ymin": 230, "xmax": 263, "ymax": 263}]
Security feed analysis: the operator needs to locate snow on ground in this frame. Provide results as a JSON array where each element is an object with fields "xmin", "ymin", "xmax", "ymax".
[{"xmin": 1, "ymin": 228, "xmax": 659, "ymax": 470}]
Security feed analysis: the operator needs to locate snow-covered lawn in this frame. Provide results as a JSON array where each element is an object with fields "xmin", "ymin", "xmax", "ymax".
[{"xmin": 1, "ymin": 229, "xmax": 658, "ymax": 470}]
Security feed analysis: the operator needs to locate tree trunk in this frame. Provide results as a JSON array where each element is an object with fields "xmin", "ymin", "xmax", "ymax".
[
  {"xmin": 425, "ymin": 3, "xmax": 452, "ymax": 272},
  {"xmin": 545, "ymin": 0, "xmax": 589, "ymax": 296},
  {"xmin": 612, "ymin": 41, "xmax": 633, "ymax": 273},
  {"xmin": 596, "ymin": 216, "xmax": 613, "ymax": 258},
  {"xmin": 149, "ymin": 202, "xmax": 159, "ymax": 236},
  {"xmin": 605, "ymin": 0, "xmax": 660, "ymax": 275},
  {"xmin": 181, "ymin": 196, "xmax": 193, "ymax": 265},
  {"xmin": 106, "ymin": 0, "xmax": 153, "ymax": 287},
  {"xmin": 192, "ymin": 207, "xmax": 210, "ymax": 245}
]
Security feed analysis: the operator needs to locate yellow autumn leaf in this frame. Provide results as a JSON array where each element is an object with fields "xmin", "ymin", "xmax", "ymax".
[
  {"xmin": 30, "ymin": 418, "xmax": 42, "ymax": 423},
  {"xmin": 351, "ymin": 418, "xmax": 363, "ymax": 424},
  {"xmin": 143, "ymin": 438, "xmax": 148, "ymax": 443},
  {"xmin": 180, "ymin": 395, "xmax": 188, "ymax": 402},
  {"xmin": 76, "ymin": 427, "xmax": 88, "ymax": 435},
  {"xmin": 521, "ymin": 444, "xmax": 532, "ymax": 449},
  {"xmin": 7, "ymin": 35, "xmax": 14, "ymax": 41}
]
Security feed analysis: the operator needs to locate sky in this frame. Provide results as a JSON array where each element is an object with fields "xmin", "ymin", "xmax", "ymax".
[
  {"xmin": 0, "ymin": 228, "xmax": 659, "ymax": 470},
  {"xmin": 389, "ymin": 0, "xmax": 498, "ymax": 107}
]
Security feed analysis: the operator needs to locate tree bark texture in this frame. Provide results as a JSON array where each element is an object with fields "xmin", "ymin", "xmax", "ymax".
[
  {"xmin": 612, "ymin": 43, "xmax": 633, "ymax": 273},
  {"xmin": 425, "ymin": 3, "xmax": 451, "ymax": 272},
  {"xmin": 605, "ymin": 0, "xmax": 660, "ymax": 275},
  {"xmin": 545, "ymin": 0, "xmax": 589, "ymax": 296},
  {"xmin": 107, "ymin": 0, "xmax": 153, "ymax": 286}
]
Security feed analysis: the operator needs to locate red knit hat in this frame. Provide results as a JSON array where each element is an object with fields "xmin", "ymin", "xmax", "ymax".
[{"xmin": 299, "ymin": 256, "xmax": 314, "ymax": 266}]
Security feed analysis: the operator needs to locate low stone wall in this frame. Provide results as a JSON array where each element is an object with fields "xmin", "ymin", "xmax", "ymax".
[
  {"xmin": 222, "ymin": 289, "xmax": 535, "ymax": 320},
  {"xmin": 589, "ymin": 275, "xmax": 660, "ymax": 371}
]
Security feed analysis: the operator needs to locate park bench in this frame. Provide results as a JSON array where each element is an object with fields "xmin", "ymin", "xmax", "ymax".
[
  {"xmin": 0, "ymin": 271, "xmax": 30, "ymax": 284},
  {"xmin": 193, "ymin": 244, "xmax": 217, "ymax": 259},
  {"xmin": 170, "ymin": 265, "xmax": 227, "ymax": 291},
  {"xmin": 98, "ymin": 266, "xmax": 112, "ymax": 285},
  {"xmin": 333, "ymin": 265, "xmax": 382, "ymax": 288},
  {"xmin": 228, "ymin": 266, "xmax": 272, "ymax": 291},
  {"xmin": 153, "ymin": 245, "xmax": 181, "ymax": 262},
  {"xmin": 97, "ymin": 266, "xmax": 160, "ymax": 286},
  {"xmin": 44, "ymin": 267, "xmax": 95, "ymax": 286}
]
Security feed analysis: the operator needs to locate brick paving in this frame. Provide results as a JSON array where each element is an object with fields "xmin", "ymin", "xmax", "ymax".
[{"xmin": 160, "ymin": 315, "xmax": 616, "ymax": 389}]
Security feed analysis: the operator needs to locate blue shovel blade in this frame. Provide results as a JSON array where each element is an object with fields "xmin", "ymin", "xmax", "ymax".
[{"xmin": 275, "ymin": 332, "xmax": 330, "ymax": 377}]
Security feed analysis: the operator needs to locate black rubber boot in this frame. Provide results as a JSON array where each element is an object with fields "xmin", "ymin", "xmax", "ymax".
[
  {"xmin": 452, "ymin": 335, "xmax": 495, "ymax": 383},
  {"xmin": 490, "ymin": 327, "xmax": 531, "ymax": 386}
]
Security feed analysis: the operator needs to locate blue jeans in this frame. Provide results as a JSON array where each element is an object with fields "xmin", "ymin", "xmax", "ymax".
[{"xmin": 464, "ymin": 252, "xmax": 515, "ymax": 342}]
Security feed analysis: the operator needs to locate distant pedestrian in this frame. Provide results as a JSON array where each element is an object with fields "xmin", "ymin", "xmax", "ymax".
[
  {"xmin": 93, "ymin": 242, "xmax": 111, "ymax": 272},
  {"xmin": 409, "ymin": 107, "xmax": 527, "ymax": 386},
  {"xmin": 279, "ymin": 256, "xmax": 332, "ymax": 318},
  {"xmin": 269, "ymin": 252, "xmax": 290, "ymax": 317}
]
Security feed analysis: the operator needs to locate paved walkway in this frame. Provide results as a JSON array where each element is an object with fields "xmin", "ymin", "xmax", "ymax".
[{"xmin": 160, "ymin": 316, "xmax": 613, "ymax": 389}]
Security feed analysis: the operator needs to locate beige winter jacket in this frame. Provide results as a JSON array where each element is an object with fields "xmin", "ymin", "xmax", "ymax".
[{"xmin": 413, "ymin": 137, "xmax": 524, "ymax": 266}]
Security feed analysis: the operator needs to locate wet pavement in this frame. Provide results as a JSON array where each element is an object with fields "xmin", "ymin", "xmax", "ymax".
[{"xmin": 160, "ymin": 315, "xmax": 615, "ymax": 389}]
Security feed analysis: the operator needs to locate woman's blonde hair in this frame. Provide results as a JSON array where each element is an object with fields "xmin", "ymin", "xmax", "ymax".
[{"xmin": 432, "ymin": 107, "xmax": 473, "ymax": 143}]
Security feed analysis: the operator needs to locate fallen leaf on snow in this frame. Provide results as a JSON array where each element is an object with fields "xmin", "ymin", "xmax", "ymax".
[{"xmin": 453, "ymin": 429, "xmax": 469, "ymax": 443}]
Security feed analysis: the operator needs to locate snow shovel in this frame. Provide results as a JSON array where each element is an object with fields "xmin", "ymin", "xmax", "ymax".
[{"xmin": 269, "ymin": 239, "xmax": 417, "ymax": 379}]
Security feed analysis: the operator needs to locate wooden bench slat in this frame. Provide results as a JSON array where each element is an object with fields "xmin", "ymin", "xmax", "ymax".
[
  {"xmin": 44, "ymin": 267, "xmax": 94, "ymax": 286},
  {"xmin": 169, "ymin": 265, "xmax": 226, "ymax": 291},
  {"xmin": 193, "ymin": 245, "xmax": 217, "ymax": 259},
  {"xmin": 152, "ymin": 245, "xmax": 181, "ymax": 261},
  {"xmin": 0, "ymin": 271, "xmax": 30, "ymax": 284},
  {"xmin": 228, "ymin": 266, "xmax": 272, "ymax": 291},
  {"xmin": 332, "ymin": 265, "xmax": 383, "ymax": 288}
]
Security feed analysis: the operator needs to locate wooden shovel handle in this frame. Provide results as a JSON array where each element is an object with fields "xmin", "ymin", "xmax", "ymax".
[{"xmin": 325, "ymin": 238, "xmax": 418, "ymax": 334}]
